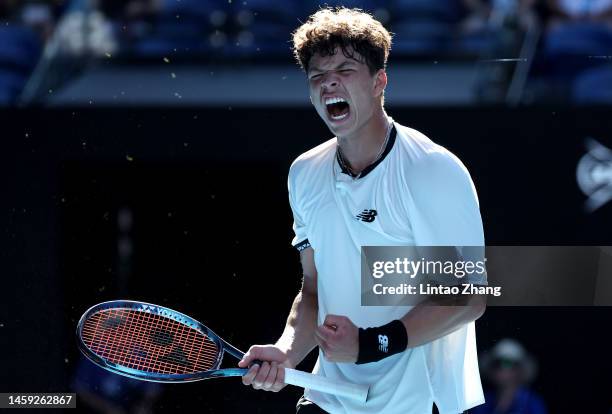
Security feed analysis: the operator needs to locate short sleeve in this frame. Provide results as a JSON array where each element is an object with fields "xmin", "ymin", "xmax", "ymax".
[
  {"xmin": 407, "ymin": 150, "xmax": 486, "ymax": 285},
  {"xmin": 288, "ymin": 168, "xmax": 311, "ymax": 252}
]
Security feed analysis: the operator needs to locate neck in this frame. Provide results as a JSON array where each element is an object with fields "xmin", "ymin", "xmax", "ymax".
[{"xmin": 337, "ymin": 108, "xmax": 390, "ymax": 174}]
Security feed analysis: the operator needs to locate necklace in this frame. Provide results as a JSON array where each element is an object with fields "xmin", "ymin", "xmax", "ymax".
[{"xmin": 336, "ymin": 120, "xmax": 393, "ymax": 179}]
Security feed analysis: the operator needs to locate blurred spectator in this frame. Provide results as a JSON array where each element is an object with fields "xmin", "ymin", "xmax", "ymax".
[
  {"xmin": 460, "ymin": 0, "xmax": 491, "ymax": 34},
  {"xmin": 473, "ymin": 339, "xmax": 547, "ymax": 414},
  {"xmin": 96, "ymin": 0, "xmax": 159, "ymax": 51},
  {"xmin": 390, "ymin": 0, "xmax": 465, "ymax": 55},
  {"xmin": 460, "ymin": 0, "xmax": 537, "ymax": 33},
  {"xmin": 543, "ymin": 0, "xmax": 612, "ymax": 65},
  {"xmin": 534, "ymin": 0, "xmax": 612, "ymax": 102},
  {"xmin": 21, "ymin": 1, "xmax": 63, "ymax": 40},
  {"xmin": 99, "ymin": 0, "xmax": 160, "ymax": 21},
  {"xmin": 460, "ymin": 0, "xmax": 539, "ymax": 102},
  {"xmin": 547, "ymin": 0, "xmax": 612, "ymax": 27},
  {"xmin": 231, "ymin": 0, "xmax": 300, "ymax": 57},
  {"xmin": 96, "ymin": 0, "xmax": 224, "ymax": 57},
  {"xmin": 459, "ymin": 0, "xmax": 538, "ymax": 55}
]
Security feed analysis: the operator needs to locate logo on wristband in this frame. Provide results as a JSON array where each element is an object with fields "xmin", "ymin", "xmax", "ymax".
[
  {"xmin": 357, "ymin": 321, "xmax": 407, "ymax": 364},
  {"xmin": 378, "ymin": 335, "xmax": 389, "ymax": 352}
]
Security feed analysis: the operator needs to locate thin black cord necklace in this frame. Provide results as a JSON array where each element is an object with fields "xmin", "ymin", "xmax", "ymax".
[{"xmin": 336, "ymin": 120, "xmax": 392, "ymax": 179}]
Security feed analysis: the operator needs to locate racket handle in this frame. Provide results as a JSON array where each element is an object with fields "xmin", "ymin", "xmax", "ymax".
[
  {"xmin": 251, "ymin": 359, "xmax": 264, "ymax": 367},
  {"xmin": 283, "ymin": 368, "xmax": 369, "ymax": 404}
]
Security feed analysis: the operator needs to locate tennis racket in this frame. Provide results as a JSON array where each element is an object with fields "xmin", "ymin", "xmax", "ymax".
[{"xmin": 76, "ymin": 300, "xmax": 369, "ymax": 403}]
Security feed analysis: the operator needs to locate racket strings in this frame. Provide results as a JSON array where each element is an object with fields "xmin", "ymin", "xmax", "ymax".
[
  {"xmin": 108, "ymin": 310, "xmax": 215, "ymax": 370},
  {"xmin": 81, "ymin": 309, "xmax": 218, "ymax": 372},
  {"xmin": 80, "ymin": 308, "xmax": 220, "ymax": 375}
]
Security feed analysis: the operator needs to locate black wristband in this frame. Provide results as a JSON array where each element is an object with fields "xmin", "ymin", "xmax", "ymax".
[{"xmin": 356, "ymin": 320, "xmax": 408, "ymax": 364}]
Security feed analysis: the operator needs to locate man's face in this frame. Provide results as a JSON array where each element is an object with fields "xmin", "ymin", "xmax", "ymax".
[{"xmin": 307, "ymin": 48, "xmax": 386, "ymax": 138}]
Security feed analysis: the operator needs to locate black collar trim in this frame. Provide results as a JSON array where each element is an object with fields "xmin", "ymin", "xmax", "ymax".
[{"xmin": 336, "ymin": 123, "xmax": 397, "ymax": 179}]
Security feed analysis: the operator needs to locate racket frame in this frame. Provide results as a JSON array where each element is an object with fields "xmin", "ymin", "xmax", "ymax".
[{"xmin": 76, "ymin": 300, "xmax": 248, "ymax": 383}]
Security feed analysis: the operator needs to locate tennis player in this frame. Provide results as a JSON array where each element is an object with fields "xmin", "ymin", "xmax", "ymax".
[{"xmin": 239, "ymin": 7, "xmax": 487, "ymax": 414}]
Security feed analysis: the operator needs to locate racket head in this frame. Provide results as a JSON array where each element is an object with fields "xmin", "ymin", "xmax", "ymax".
[{"xmin": 76, "ymin": 300, "xmax": 235, "ymax": 383}]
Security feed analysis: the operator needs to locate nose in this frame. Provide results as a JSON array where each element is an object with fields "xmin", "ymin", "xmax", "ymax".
[{"xmin": 321, "ymin": 73, "xmax": 339, "ymax": 89}]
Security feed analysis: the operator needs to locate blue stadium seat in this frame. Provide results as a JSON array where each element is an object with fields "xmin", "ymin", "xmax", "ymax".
[
  {"xmin": 392, "ymin": 0, "xmax": 462, "ymax": 22},
  {"xmin": 541, "ymin": 22, "xmax": 612, "ymax": 77},
  {"xmin": 0, "ymin": 69, "xmax": 28, "ymax": 104},
  {"xmin": 545, "ymin": 23, "xmax": 612, "ymax": 57},
  {"xmin": 302, "ymin": 0, "xmax": 380, "ymax": 15},
  {"xmin": 131, "ymin": 0, "xmax": 220, "ymax": 57},
  {"xmin": 0, "ymin": 25, "xmax": 41, "ymax": 70},
  {"xmin": 389, "ymin": 0, "xmax": 464, "ymax": 55},
  {"xmin": 0, "ymin": 25, "xmax": 41, "ymax": 104},
  {"xmin": 230, "ymin": 0, "xmax": 300, "ymax": 57},
  {"xmin": 454, "ymin": 30, "xmax": 498, "ymax": 56},
  {"xmin": 572, "ymin": 64, "xmax": 612, "ymax": 104},
  {"xmin": 158, "ymin": 0, "xmax": 216, "ymax": 21}
]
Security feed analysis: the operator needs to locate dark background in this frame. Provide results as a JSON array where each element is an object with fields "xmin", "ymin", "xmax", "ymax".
[
  {"xmin": 2, "ymin": 107, "xmax": 612, "ymax": 412},
  {"xmin": 2, "ymin": 0, "xmax": 612, "ymax": 411}
]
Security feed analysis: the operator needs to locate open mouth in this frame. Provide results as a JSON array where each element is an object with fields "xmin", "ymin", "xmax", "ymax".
[{"xmin": 325, "ymin": 97, "xmax": 350, "ymax": 121}]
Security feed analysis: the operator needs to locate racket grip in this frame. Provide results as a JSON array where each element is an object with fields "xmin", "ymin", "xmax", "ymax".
[{"xmin": 283, "ymin": 368, "xmax": 369, "ymax": 404}]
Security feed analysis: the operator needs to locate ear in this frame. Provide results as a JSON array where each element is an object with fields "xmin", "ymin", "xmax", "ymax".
[{"xmin": 373, "ymin": 69, "xmax": 387, "ymax": 98}]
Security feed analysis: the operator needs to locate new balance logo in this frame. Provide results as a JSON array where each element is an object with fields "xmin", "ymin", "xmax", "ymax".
[
  {"xmin": 378, "ymin": 334, "xmax": 388, "ymax": 353},
  {"xmin": 356, "ymin": 209, "xmax": 377, "ymax": 222}
]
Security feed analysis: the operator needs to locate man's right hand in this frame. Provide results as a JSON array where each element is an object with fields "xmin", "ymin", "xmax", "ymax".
[{"xmin": 238, "ymin": 345, "xmax": 294, "ymax": 392}]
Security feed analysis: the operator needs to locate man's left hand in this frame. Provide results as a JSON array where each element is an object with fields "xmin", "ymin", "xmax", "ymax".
[{"xmin": 314, "ymin": 314, "xmax": 359, "ymax": 363}]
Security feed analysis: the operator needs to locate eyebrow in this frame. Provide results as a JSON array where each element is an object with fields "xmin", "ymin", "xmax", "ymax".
[{"xmin": 309, "ymin": 61, "xmax": 356, "ymax": 74}]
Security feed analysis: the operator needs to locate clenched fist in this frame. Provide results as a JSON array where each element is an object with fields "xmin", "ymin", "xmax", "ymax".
[{"xmin": 314, "ymin": 314, "xmax": 359, "ymax": 363}]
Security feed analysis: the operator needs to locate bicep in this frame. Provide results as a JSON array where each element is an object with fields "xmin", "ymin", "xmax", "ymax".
[{"xmin": 299, "ymin": 248, "xmax": 318, "ymax": 296}]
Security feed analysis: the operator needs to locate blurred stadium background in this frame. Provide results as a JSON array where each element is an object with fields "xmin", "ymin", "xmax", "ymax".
[
  {"xmin": 1, "ymin": 0, "xmax": 611, "ymax": 105},
  {"xmin": 2, "ymin": 1, "xmax": 612, "ymax": 413}
]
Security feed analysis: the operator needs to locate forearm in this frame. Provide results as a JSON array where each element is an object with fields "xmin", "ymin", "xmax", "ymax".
[
  {"xmin": 275, "ymin": 289, "xmax": 318, "ymax": 367},
  {"xmin": 400, "ymin": 295, "xmax": 486, "ymax": 348}
]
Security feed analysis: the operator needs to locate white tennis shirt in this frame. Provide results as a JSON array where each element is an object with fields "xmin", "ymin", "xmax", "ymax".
[{"xmin": 288, "ymin": 119, "xmax": 485, "ymax": 414}]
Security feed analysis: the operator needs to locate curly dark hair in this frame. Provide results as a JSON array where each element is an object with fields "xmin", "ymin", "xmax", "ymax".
[{"xmin": 292, "ymin": 7, "xmax": 392, "ymax": 75}]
